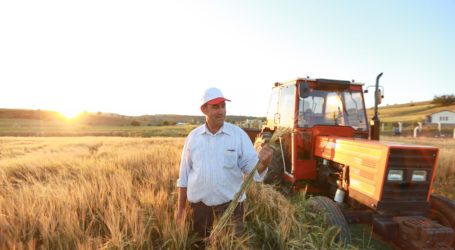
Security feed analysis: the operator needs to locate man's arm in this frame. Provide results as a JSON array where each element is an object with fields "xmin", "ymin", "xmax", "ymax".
[
  {"xmin": 175, "ymin": 187, "xmax": 187, "ymax": 221},
  {"xmin": 175, "ymin": 134, "xmax": 191, "ymax": 221}
]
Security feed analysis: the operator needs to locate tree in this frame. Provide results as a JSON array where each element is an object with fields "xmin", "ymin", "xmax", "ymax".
[
  {"xmin": 432, "ymin": 94, "xmax": 455, "ymax": 106},
  {"xmin": 131, "ymin": 120, "xmax": 141, "ymax": 126}
]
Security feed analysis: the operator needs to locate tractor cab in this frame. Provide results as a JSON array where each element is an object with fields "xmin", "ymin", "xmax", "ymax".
[
  {"xmin": 259, "ymin": 78, "xmax": 371, "ymax": 187},
  {"xmin": 265, "ymin": 78, "xmax": 369, "ymax": 139}
]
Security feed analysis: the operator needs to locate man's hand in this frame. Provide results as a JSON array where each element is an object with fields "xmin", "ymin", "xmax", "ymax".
[
  {"xmin": 175, "ymin": 187, "xmax": 188, "ymax": 226},
  {"xmin": 257, "ymin": 144, "xmax": 273, "ymax": 174},
  {"xmin": 174, "ymin": 208, "xmax": 186, "ymax": 223}
]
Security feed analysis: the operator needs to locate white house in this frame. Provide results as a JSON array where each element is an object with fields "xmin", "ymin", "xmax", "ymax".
[{"xmin": 427, "ymin": 111, "xmax": 455, "ymax": 125}]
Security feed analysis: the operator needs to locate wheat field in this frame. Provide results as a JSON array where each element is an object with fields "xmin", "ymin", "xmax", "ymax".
[
  {"xmin": 1, "ymin": 136, "xmax": 452, "ymax": 249},
  {"xmin": 1, "ymin": 137, "xmax": 366, "ymax": 250}
]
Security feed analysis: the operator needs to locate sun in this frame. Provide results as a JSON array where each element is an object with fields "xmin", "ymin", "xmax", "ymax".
[{"xmin": 59, "ymin": 109, "xmax": 82, "ymax": 120}]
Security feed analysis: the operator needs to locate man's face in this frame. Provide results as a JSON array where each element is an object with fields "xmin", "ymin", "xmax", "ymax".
[{"xmin": 202, "ymin": 101, "xmax": 226, "ymax": 128}]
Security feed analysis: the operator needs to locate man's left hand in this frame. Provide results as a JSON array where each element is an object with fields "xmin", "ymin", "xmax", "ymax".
[{"xmin": 258, "ymin": 144, "xmax": 273, "ymax": 167}]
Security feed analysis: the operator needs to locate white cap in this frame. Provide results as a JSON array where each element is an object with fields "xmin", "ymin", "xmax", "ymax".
[{"xmin": 201, "ymin": 87, "xmax": 231, "ymax": 107}]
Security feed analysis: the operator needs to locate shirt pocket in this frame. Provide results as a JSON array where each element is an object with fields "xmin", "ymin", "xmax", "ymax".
[{"xmin": 223, "ymin": 150, "xmax": 237, "ymax": 169}]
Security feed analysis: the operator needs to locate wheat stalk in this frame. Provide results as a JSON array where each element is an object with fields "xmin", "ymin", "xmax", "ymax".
[{"xmin": 209, "ymin": 128, "xmax": 290, "ymax": 240}]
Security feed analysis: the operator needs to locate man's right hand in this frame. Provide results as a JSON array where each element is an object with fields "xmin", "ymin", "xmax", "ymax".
[
  {"xmin": 174, "ymin": 208, "xmax": 186, "ymax": 222},
  {"xmin": 175, "ymin": 187, "xmax": 188, "ymax": 225}
]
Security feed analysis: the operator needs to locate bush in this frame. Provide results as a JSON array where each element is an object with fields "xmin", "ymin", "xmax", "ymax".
[
  {"xmin": 162, "ymin": 121, "xmax": 176, "ymax": 126},
  {"xmin": 432, "ymin": 94, "xmax": 455, "ymax": 106},
  {"xmin": 131, "ymin": 121, "xmax": 141, "ymax": 126}
]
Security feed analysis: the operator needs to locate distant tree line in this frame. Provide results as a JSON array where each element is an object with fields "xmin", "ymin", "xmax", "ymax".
[
  {"xmin": 0, "ymin": 108, "xmax": 265, "ymax": 127},
  {"xmin": 432, "ymin": 94, "xmax": 455, "ymax": 106}
]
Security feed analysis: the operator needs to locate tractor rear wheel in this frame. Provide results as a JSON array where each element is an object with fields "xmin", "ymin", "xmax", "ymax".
[
  {"xmin": 253, "ymin": 132, "xmax": 283, "ymax": 185},
  {"xmin": 307, "ymin": 196, "xmax": 351, "ymax": 244},
  {"xmin": 428, "ymin": 194, "xmax": 455, "ymax": 248}
]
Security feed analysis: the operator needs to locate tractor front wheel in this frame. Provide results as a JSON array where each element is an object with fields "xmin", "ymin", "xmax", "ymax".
[{"xmin": 307, "ymin": 196, "xmax": 351, "ymax": 244}]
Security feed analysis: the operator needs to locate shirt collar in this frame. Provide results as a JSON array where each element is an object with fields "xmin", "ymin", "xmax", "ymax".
[{"xmin": 199, "ymin": 122, "xmax": 232, "ymax": 136}]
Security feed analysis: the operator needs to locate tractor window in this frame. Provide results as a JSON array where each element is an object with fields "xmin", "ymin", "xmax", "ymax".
[
  {"xmin": 343, "ymin": 91, "xmax": 367, "ymax": 130},
  {"xmin": 278, "ymin": 84, "xmax": 296, "ymax": 127},
  {"xmin": 298, "ymin": 89, "xmax": 367, "ymax": 131},
  {"xmin": 266, "ymin": 88, "xmax": 279, "ymax": 126},
  {"xmin": 298, "ymin": 93, "xmax": 325, "ymax": 127},
  {"xmin": 324, "ymin": 92, "xmax": 345, "ymax": 125}
]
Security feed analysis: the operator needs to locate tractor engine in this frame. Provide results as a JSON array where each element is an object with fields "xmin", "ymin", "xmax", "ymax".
[{"xmin": 314, "ymin": 135, "xmax": 439, "ymax": 212}]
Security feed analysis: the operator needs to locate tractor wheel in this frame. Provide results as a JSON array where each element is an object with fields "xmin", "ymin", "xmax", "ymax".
[
  {"xmin": 307, "ymin": 196, "xmax": 351, "ymax": 244},
  {"xmin": 253, "ymin": 132, "xmax": 283, "ymax": 185},
  {"xmin": 428, "ymin": 194, "xmax": 455, "ymax": 248}
]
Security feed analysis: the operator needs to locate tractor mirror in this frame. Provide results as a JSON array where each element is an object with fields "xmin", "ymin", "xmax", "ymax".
[{"xmin": 299, "ymin": 82, "xmax": 311, "ymax": 98}]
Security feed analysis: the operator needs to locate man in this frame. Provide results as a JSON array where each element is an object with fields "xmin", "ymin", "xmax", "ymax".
[{"xmin": 175, "ymin": 87, "xmax": 273, "ymax": 246}]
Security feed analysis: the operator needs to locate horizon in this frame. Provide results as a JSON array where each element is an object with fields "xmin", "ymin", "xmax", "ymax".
[
  {"xmin": 1, "ymin": 1, "xmax": 454, "ymax": 117},
  {"xmin": 1, "ymin": 98, "xmax": 440, "ymax": 119}
]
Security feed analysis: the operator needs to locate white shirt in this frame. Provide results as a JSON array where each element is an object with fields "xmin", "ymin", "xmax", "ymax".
[{"xmin": 177, "ymin": 122, "xmax": 266, "ymax": 206}]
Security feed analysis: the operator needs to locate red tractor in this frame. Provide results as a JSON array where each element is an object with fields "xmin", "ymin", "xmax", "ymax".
[{"xmin": 247, "ymin": 74, "xmax": 455, "ymax": 249}]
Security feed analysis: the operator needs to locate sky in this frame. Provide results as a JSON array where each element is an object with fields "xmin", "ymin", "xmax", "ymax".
[{"xmin": 1, "ymin": 0, "xmax": 454, "ymax": 117}]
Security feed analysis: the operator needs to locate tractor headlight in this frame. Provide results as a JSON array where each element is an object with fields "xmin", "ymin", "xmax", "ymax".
[
  {"xmin": 412, "ymin": 170, "xmax": 427, "ymax": 182},
  {"xmin": 387, "ymin": 169, "xmax": 404, "ymax": 181}
]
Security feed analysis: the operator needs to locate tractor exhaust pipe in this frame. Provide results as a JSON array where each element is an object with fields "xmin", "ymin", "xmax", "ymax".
[{"xmin": 370, "ymin": 72, "xmax": 383, "ymax": 141}]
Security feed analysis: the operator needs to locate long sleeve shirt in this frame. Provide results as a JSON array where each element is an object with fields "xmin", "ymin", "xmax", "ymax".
[{"xmin": 176, "ymin": 122, "xmax": 266, "ymax": 206}]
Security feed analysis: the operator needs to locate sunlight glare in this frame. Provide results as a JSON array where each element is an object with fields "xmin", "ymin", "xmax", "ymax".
[{"xmin": 60, "ymin": 109, "xmax": 82, "ymax": 120}]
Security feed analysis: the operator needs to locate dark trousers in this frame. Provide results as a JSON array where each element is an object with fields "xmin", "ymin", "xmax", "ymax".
[{"xmin": 190, "ymin": 201, "xmax": 244, "ymax": 248}]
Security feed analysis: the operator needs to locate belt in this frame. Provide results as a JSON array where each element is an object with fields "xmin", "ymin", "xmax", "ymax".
[{"xmin": 190, "ymin": 201, "xmax": 241, "ymax": 210}]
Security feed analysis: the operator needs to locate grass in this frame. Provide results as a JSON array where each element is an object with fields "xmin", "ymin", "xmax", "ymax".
[
  {"xmin": 366, "ymin": 101, "xmax": 455, "ymax": 123},
  {"xmin": 0, "ymin": 136, "xmax": 453, "ymax": 249}
]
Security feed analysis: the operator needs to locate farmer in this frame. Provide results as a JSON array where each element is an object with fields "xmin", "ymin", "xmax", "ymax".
[{"xmin": 175, "ymin": 87, "xmax": 273, "ymax": 247}]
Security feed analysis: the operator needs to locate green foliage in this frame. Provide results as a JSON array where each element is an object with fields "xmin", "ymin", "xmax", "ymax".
[
  {"xmin": 162, "ymin": 120, "xmax": 177, "ymax": 126},
  {"xmin": 130, "ymin": 120, "xmax": 141, "ymax": 126},
  {"xmin": 432, "ymin": 94, "xmax": 455, "ymax": 106}
]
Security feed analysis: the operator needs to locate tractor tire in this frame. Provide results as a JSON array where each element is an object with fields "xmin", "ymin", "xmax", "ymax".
[
  {"xmin": 307, "ymin": 196, "xmax": 351, "ymax": 244},
  {"xmin": 253, "ymin": 132, "xmax": 283, "ymax": 185},
  {"xmin": 428, "ymin": 194, "xmax": 455, "ymax": 248}
]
